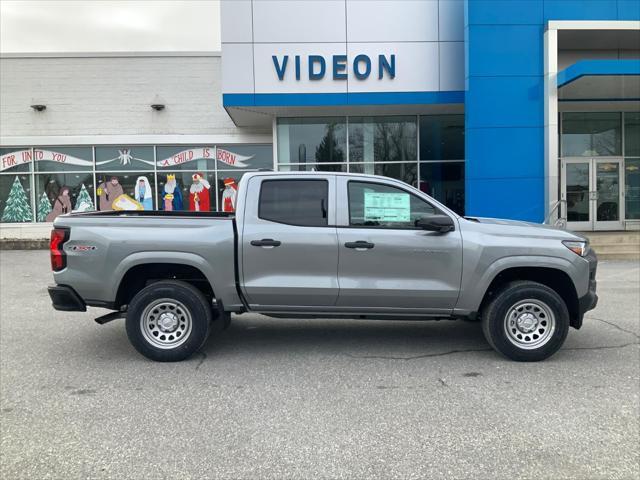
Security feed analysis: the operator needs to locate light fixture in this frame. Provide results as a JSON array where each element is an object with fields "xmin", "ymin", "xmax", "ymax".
[
  {"xmin": 150, "ymin": 95, "xmax": 166, "ymax": 111},
  {"xmin": 30, "ymin": 104, "xmax": 46, "ymax": 112}
]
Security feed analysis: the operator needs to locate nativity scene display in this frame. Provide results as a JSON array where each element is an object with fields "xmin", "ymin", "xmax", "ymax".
[{"xmin": 0, "ymin": 177, "xmax": 97, "ymax": 223}]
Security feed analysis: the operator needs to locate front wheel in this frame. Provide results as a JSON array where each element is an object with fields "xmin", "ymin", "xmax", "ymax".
[
  {"xmin": 481, "ymin": 281, "xmax": 570, "ymax": 362},
  {"xmin": 126, "ymin": 280, "xmax": 212, "ymax": 362}
]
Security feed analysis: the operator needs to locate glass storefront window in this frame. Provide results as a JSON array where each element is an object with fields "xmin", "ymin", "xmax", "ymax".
[
  {"xmin": 0, "ymin": 173, "xmax": 33, "ymax": 223},
  {"xmin": 157, "ymin": 171, "xmax": 216, "ymax": 212},
  {"xmin": 96, "ymin": 146, "xmax": 154, "ymax": 171},
  {"xmin": 561, "ymin": 112, "xmax": 622, "ymax": 157},
  {"xmin": 278, "ymin": 163, "xmax": 347, "ymax": 172},
  {"xmin": 349, "ymin": 116, "xmax": 417, "ymax": 163},
  {"xmin": 34, "ymin": 147, "xmax": 93, "ymax": 172},
  {"xmin": 625, "ymin": 112, "xmax": 640, "ymax": 157},
  {"xmin": 96, "ymin": 172, "xmax": 156, "ymax": 211},
  {"xmin": 625, "ymin": 158, "xmax": 640, "ymax": 220},
  {"xmin": 1, "ymin": 148, "xmax": 33, "ymax": 173},
  {"xmin": 420, "ymin": 115, "xmax": 464, "ymax": 161},
  {"xmin": 36, "ymin": 173, "xmax": 95, "ymax": 221},
  {"xmin": 349, "ymin": 162, "xmax": 418, "ymax": 186},
  {"xmin": 216, "ymin": 145, "xmax": 273, "ymax": 170},
  {"xmin": 156, "ymin": 146, "xmax": 215, "ymax": 172},
  {"xmin": 277, "ymin": 118, "xmax": 347, "ymax": 164},
  {"xmin": 419, "ymin": 162, "xmax": 465, "ymax": 215},
  {"xmin": 0, "ymin": 143, "xmax": 272, "ymax": 221}
]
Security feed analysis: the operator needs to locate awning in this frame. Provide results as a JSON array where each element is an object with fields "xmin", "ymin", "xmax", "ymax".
[
  {"xmin": 223, "ymin": 91, "xmax": 465, "ymax": 127},
  {"xmin": 557, "ymin": 59, "xmax": 640, "ymax": 101}
]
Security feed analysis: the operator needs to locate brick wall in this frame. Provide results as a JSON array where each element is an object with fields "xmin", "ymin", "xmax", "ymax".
[{"xmin": 0, "ymin": 54, "xmax": 270, "ymax": 138}]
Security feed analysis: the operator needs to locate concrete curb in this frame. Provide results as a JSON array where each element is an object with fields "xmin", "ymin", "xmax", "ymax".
[{"xmin": 1, "ymin": 239, "xmax": 49, "ymax": 250}]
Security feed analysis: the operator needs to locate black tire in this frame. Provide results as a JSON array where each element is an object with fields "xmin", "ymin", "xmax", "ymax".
[
  {"xmin": 481, "ymin": 281, "xmax": 570, "ymax": 362},
  {"xmin": 126, "ymin": 280, "xmax": 212, "ymax": 362}
]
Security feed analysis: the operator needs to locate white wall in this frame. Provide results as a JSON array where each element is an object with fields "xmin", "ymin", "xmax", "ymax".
[
  {"xmin": 221, "ymin": 0, "xmax": 465, "ymax": 96},
  {"xmin": 0, "ymin": 54, "xmax": 271, "ymax": 140}
]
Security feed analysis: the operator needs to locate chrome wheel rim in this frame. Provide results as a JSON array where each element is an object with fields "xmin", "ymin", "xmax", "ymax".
[
  {"xmin": 140, "ymin": 299, "xmax": 192, "ymax": 349},
  {"xmin": 504, "ymin": 299, "xmax": 556, "ymax": 350}
]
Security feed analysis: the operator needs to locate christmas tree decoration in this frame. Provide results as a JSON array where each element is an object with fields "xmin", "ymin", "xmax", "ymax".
[
  {"xmin": 1, "ymin": 176, "xmax": 33, "ymax": 223},
  {"xmin": 74, "ymin": 183, "xmax": 95, "ymax": 211},
  {"xmin": 36, "ymin": 192, "xmax": 52, "ymax": 222}
]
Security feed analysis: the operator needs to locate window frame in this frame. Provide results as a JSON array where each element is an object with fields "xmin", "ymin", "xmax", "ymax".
[
  {"xmin": 257, "ymin": 178, "xmax": 330, "ymax": 228},
  {"xmin": 345, "ymin": 179, "xmax": 446, "ymax": 230}
]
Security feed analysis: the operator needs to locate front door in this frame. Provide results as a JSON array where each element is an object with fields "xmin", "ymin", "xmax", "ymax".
[
  {"xmin": 335, "ymin": 177, "xmax": 463, "ymax": 314},
  {"xmin": 562, "ymin": 158, "xmax": 624, "ymax": 231},
  {"xmin": 241, "ymin": 175, "xmax": 339, "ymax": 309}
]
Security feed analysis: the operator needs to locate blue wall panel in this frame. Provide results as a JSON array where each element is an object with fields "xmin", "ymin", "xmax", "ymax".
[
  {"xmin": 466, "ymin": 177, "xmax": 545, "ymax": 221},
  {"xmin": 466, "ymin": 0, "xmax": 543, "ymax": 24},
  {"xmin": 543, "ymin": 0, "xmax": 618, "ymax": 21},
  {"xmin": 617, "ymin": 0, "xmax": 640, "ymax": 19},
  {"xmin": 465, "ymin": 127, "xmax": 544, "ymax": 179},
  {"xmin": 467, "ymin": 25, "xmax": 544, "ymax": 76},
  {"xmin": 466, "ymin": 76, "xmax": 544, "ymax": 129},
  {"xmin": 464, "ymin": 0, "xmax": 639, "ymax": 222}
]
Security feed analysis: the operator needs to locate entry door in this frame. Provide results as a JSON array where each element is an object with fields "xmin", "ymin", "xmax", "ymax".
[
  {"xmin": 562, "ymin": 158, "xmax": 624, "ymax": 231},
  {"xmin": 335, "ymin": 178, "xmax": 463, "ymax": 314},
  {"xmin": 241, "ymin": 176, "xmax": 339, "ymax": 309},
  {"xmin": 593, "ymin": 159, "xmax": 624, "ymax": 231}
]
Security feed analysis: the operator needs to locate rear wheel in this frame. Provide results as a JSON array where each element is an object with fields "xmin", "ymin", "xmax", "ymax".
[
  {"xmin": 481, "ymin": 281, "xmax": 569, "ymax": 362},
  {"xmin": 126, "ymin": 280, "xmax": 212, "ymax": 362}
]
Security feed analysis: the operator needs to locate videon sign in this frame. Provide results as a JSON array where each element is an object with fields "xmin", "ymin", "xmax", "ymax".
[{"xmin": 272, "ymin": 54, "xmax": 395, "ymax": 81}]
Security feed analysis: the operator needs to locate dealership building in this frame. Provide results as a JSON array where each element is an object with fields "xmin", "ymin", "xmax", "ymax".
[{"xmin": 1, "ymin": 0, "xmax": 639, "ymax": 238}]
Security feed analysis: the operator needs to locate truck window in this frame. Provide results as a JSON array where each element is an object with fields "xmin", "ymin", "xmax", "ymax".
[
  {"xmin": 259, "ymin": 179, "xmax": 328, "ymax": 227},
  {"xmin": 348, "ymin": 181, "xmax": 438, "ymax": 228}
]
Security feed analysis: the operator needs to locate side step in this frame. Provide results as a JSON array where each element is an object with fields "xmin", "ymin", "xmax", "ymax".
[{"xmin": 95, "ymin": 311, "xmax": 125, "ymax": 325}]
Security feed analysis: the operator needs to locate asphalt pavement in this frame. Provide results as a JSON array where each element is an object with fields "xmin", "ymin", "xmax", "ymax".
[{"xmin": 1, "ymin": 250, "xmax": 638, "ymax": 479}]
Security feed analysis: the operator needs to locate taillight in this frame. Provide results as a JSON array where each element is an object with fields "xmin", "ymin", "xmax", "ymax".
[{"xmin": 50, "ymin": 228, "xmax": 69, "ymax": 271}]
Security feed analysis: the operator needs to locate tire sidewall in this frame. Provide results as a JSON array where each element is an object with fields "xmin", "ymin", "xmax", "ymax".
[
  {"xmin": 484, "ymin": 283, "xmax": 570, "ymax": 362},
  {"xmin": 126, "ymin": 281, "xmax": 211, "ymax": 362}
]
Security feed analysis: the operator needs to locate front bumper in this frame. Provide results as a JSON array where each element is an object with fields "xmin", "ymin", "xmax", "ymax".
[
  {"xmin": 48, "ymin": 285, "xmax": 87, "ymax": 312},
  {"xmin": 573, "ymin": 249, "xmax": 598, "ymax": 328}
]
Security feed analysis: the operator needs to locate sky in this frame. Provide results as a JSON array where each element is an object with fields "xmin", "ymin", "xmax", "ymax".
[{"xmin": 0, "ymin": 0, "xmax": 221, "ymax": 53}]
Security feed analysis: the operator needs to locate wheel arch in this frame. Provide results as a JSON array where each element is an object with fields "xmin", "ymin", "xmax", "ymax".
[
  {"xmin": 478, "ymin": 265, "xmax": 580, "ymax": 328},
  {"xmin": 112, "ymin": 252, "xmax": 217, "ymax": 309}
]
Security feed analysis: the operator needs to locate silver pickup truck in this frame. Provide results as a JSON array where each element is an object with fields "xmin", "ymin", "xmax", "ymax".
[{"xmin": 48, "ymin": 171, "xmax": 597, "ymax": 362}]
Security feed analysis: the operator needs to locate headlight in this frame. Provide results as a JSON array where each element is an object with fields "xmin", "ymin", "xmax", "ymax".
[{"xmin": 562, "ymin": 240, "xmax": 589, "ymax": 257}]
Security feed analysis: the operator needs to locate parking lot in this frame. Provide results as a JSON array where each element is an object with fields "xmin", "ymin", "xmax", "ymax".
[{"xmin": 0, "ymin": 249, "xmax": 638, "ymax": 479}]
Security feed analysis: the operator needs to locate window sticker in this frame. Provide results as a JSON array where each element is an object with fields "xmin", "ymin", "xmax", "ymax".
[{"xmin": 364, "ymin": 191, "xmax": 410, "ymax": 222}]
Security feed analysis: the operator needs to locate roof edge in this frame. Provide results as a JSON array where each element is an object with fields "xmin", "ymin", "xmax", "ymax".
[{"xmin": 0, "ymin": 51, "xmax": 221, "ymax": 59}]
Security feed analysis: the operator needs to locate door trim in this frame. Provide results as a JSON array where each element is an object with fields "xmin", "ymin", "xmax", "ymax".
[{"xmin": 562, "ymin": 158, "xmax": 592, "ymax": 231}]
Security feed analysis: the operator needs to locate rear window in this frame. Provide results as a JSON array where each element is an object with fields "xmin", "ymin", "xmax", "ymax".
[{"xmin": 259, "ymin": 179, "xmax": 328, "ymax": 227}]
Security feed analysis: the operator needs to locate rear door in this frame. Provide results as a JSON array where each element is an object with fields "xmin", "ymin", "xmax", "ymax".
[
  {"xmin": 240, "ymin": 175, "xmax": 339, "ymax": 309},
  {"xmin": 335, "ymin": 176, "xmax": 463, "ymax": 314}
]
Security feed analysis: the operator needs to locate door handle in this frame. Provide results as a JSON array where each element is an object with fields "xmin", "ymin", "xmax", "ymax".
[
  {"xmin": 345, "ymin": 241, "xmax": 374, "ymax": 250},
  {"xmin": 250, "ymin": 239, "xmax": 281, "ymax": 247}
]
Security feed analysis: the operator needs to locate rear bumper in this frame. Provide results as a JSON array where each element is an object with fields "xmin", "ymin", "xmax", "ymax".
[{"xmin": 48, "ymin": 285, "xmax": 87, "ymax": 312}]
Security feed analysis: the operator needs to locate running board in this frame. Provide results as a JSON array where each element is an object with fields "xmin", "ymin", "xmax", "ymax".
[{"xmin": 95, "ymin": 311, "xmax": 124, "ymax": 325}]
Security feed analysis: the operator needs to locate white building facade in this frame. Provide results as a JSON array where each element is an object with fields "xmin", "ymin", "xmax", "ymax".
[{"xmin": 1, "ymin": 0, "xmax": 639, "ymax": 237}]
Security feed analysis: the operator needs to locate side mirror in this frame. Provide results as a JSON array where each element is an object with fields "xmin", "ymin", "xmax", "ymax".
[{"xmin": 415, "ymin": 215, "xmax": 455, "ymax": 233}]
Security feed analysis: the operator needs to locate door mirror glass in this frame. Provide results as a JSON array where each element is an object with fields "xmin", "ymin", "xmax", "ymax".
[{"xmin": 415, "ymin": 215, "xmax": 454, "ymax": 232}]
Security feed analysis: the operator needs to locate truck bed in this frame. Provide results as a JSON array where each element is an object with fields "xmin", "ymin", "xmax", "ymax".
[{"xmin": 52, "ymin": 211, "xmax": 241, "ymax": 310}]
